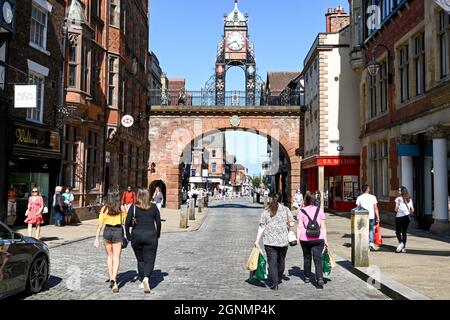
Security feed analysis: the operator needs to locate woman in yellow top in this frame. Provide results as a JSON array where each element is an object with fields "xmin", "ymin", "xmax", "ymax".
[{"xmin": 94, "ymin": 192, "xmax": 126, "ymax": 293}]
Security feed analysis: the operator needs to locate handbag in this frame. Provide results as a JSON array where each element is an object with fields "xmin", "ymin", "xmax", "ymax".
[
  {"xmin": 322, "ymin": 248, "xmax": 332, "ymax": 275},
  {"xmin": 285, "ymin": 206, "xmax": 297, "ymax": 247},
  {"xmin": 43, "ymin": 206, "xmax": 49, "ymax": 214},
  {"xmin": 246, "ymin": 245, "xmax": 260, "ymax": 271},
  {"xmin": 374, "ymin": 223, "xmax": 383, "ymax": 246},
  {"xmin": 253, "ymin": 252, "xmax": 267, "ymax": 281}
]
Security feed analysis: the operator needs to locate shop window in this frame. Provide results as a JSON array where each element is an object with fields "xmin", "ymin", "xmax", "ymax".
[
  {"xmin": 343, "ymin": 176, "xmax": 359, "ymax": 202},
  {"xmin": 334, "ymin": 176, "xmax": 342, "ymax": 201},
  {"xmin": 62, "ymin": 125, "xmax": 79, "ymax": 189},
  {"xmin": 26, "ymin": 74, "xmax": 44, "ymax": 123}
]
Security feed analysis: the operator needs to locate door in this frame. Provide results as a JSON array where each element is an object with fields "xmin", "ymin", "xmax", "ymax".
[{"xmin": 0, "ymin": 224, "xmax": 29, "ymax": 296}]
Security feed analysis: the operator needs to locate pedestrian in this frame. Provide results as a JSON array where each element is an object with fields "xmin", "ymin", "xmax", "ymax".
[
  {"xmin": 121, "ymin": 186, "xmax": 136, "ymax": 213},
  {"xmin": 126, "ymin": 189, "xmax": 161, "ymax": 294},
  {"xmin": 6, "ymin": 186, "xmax": 17, "ymax": 227},
  {"xmin": 314, "ymin": 191, "xmax": 321, "ymax": 207},
  {"xmin": 356, "ymin": 184, "xmax": 380, "ymax": 251},
  {"xmin": 394, "ymin": 186, "xmax": 414, "ymax": 253},
  {"xmin": 182, "ymin": 188, "xmax": 188, "ymax": 204},
  {"xmin": 152, "ymin": 186, "xmax": 164, "ymax": 211},
  {"xmin": 298, "ymin": 191, "xmax": 329, "ymax": 289},
  {"xmin": 94, "ymin": 192, "xmax": 126, "ymax": 293},
  {"xmin": 53, "ymin": 186, "xmax": 65, "ymax": 227},
  {"xmin": 192, "ymin": 187, "xmax": 198, "ymax": 207},
  {"xmin": 62, "ymin": 187, "xmax": 74, "ymax": 226},
  {"xmin": 25, "ymin": 187, "xmax": 45, "ymax": 239},
  {"xmin": 293, "ymin": 188, "xmax": 304, "ymax": 210},
  {"xmin": 254, "ymin": 193, "xmax": 295, "ymax": 290}
]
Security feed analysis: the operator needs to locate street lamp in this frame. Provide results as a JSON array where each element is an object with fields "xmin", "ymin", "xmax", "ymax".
[{"xmin": 367, "ymin": 44, "xmax": 392, "ymax": 83}]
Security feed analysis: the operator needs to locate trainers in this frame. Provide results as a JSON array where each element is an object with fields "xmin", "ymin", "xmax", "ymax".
[
  {"xmin": 139, "ymin": 282, "xmax": 144, "ymax": 289},
  {"xmin": 396, "ymin": 243, "xmax": 405, "ymax": 253},
  {"xmin": 112, "ymin": 281, "xmax": 119, "ymax": 293},
  {"xmin": 369, "ymin": 243, "xmax": 376, "ymax": 251},
  {"xmin": 401, "ymin": 248, "xmax": 407, "ymax": 253},
  {"xmin": 143, "ymin": 277, "xmax": 150, "ymax": 293}
]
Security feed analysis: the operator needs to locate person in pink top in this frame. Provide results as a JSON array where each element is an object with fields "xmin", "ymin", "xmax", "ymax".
[
  {"xmin": 25, "ymin": 187, "xmax": 45, "ymax": 239},
  {"xmin": 297, "ymin": 191, "xmax": 328, "ymax": 289}
]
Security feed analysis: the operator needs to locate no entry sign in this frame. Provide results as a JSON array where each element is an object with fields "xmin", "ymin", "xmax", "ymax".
[{"xmin": 121, "ymin": 115, "xmax": 134, "ymax": 128}]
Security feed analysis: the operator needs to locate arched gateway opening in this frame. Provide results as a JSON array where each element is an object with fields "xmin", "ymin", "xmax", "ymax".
[{"xmin": 148, "ymin": 107, "xmax": 302, "ymax": 209}]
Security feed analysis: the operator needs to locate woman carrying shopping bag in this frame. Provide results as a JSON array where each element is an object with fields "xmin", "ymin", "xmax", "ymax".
[
  {"xmin": 298, "ymin": 191, "xmax": 329, "ymax": 289},
  {"xmin": 254, "ymin": 193, "xmax": 295, "ymax": 290}
]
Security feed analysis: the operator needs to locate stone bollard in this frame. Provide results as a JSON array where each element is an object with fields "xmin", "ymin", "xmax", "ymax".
[
  {"xmin": 351, "ymin": 207, "xmax": 370, "ymax": 267},
  {"xmin": 179, "ymin": 204, "xmax": 188, "ymax": 229},
  {"xmin": 188, "ymin": 198, "xmax": 196, "ymax": 220},
  {"xmin": 263, "ymin": 195, "xmax": 268, "ymax": 207},
  {"xmin": 198, "ymin": 197, "xmax": 203, "ymax": 213}
]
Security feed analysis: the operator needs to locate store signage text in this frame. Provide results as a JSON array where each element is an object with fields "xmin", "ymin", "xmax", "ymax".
[{"xmin": 13, "ymin": 124, "xmax": 60, "ymax": 151}]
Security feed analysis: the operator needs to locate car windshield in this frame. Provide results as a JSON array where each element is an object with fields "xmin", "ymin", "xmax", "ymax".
[{"xmin": 0, "ymin": 224, "xmax": 11, "ymax": 240}]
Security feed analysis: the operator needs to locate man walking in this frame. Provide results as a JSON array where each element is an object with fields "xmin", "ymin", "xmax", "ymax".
[
  {"xmin": 356, "ymin": 184, "xmax": 380, "ymax": 251},
  {"xmin": 122, "ymin": 186, "xmax": 136, "ymax": 213}
]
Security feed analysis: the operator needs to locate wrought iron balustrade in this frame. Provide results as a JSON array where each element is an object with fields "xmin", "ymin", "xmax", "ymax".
[{"xmin": 148, "ymin": 89, "xmax": 304, "ymax": 107}]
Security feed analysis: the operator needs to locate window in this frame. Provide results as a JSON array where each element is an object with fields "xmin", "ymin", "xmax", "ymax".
[
  {"xmin": 399, "ymin": 45, "xmax": 409, "ymax": 103},
  {"xmin": 212, "ymin": 150, "xmax": 216, "ymax": 158},
  {"xmin": 63, "ymin": 125, "xmax": 79, "ymax": 189},
  {"xmin": 212, "ymin": 163, "xmax": 217, "ymax": 173},
  {"xmin": 30, "ymin": 5, "xmax": 48, "ymax": 49},
  {"xmin": 91, "ymin": 0, "xmax": 101, "ymax": 18},
  {"xmin": 109, "ymin": 56, "xmax": 118, "ymax": 107},
  {"xmin": 370, "ymin": 141, "xmax": 389, "ymax": 198},
  {"xmin": 26, "ymin": 74, "xmax": 44, "ymax": 123},
  {"xmin": 110, "ymin": 0, "xmax": 120, "ymax": 27},
  {"xmin": 379, "ymin": 61, "xmax": 388, "ymax": 113},
  {"xmin": 438, "ymin": 10, "xmax": 450, "ymax": 78},
  {"xmin": 87, "ymin": 131, "xmax": 99, "ymax": 190},
  {"xmin": 91, "ymin": 49, "xmax": 101, "ymax": 101},
  {"xmin": 414, "ymin": 32, "xmax": 425, "ymax": 96},
  {"xmin": 81, "ymin": 39, "xmax": 89, "ymax": 92},
  {"xmin": 343, "ymin": 176, "xmax": 359, "ymax": 201},
  {"xmin": 68, "ymin": 37, "xmax": 78, "ymax": 87},
  {"xmin": 368, "ymin": 74, "xmax": 377, "ymax": 118}
]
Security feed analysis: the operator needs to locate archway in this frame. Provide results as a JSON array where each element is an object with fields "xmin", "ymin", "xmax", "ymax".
[
  {"xmin": 148, "ymin": 109, "xmax": 302, "ymax": 209},
  {"xmin": 149, "ymin": 180, "xmax": 167, "ymax": 208}
]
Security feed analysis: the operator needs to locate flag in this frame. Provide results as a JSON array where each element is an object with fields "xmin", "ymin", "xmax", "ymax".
[{"xmin": 436, "ymin": 0, "xmax": 450, "ymax": 14}]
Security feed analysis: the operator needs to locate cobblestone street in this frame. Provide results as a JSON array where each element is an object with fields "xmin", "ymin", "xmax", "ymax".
[{"xmin": 24, "ymin": 199, "xmax": 388, "ymax": 300}]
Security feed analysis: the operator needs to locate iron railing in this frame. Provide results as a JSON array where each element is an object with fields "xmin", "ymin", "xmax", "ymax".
[{"xmin": 148, "ymin": 89, "xmax": 305, "ymax": 107}]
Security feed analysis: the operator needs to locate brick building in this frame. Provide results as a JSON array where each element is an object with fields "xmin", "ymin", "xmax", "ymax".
[
  {"xmin": 0, "ymin": 0, "xmax": 65, "ymax": 225},
  {"xmin": 301, "ymin": 7, "xmax": 360, "ymax": 212},
  {"xmin": 349, "ymin": 0, "xmax": 450, "ymax": 235},
  {"xmin": 63, "ymin": 0, "xmax": 149, "ymax": 220}
]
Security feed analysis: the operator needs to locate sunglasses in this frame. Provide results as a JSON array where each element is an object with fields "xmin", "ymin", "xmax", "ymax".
[{"xmin": 32, "ymin": 190, "xmax": 38, "ymax": 193}]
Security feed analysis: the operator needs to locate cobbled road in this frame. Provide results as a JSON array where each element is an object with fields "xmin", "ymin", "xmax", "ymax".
[{"xmin": 24, "ymin": 199, "xmax": 388, "ymax": 300}]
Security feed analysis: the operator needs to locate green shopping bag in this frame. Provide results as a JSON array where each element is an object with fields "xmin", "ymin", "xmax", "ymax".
[
  {"xmin": 253, "ymin": 252, "xmax": 267, "ymax": 281},
  {"xmin": 322, "ymin": 248, "xmax": 332, "ymax": 276}
]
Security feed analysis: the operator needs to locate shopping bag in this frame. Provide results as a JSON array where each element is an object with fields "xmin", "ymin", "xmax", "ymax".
[
  {"xmin": 322, "ymin": 248, "xmax": 332, "ymax": 275},
  {"xmin": 246, "ymin": 246, "xmax": 260, "ymax": 271},
  {"xmin": 253, "ymin": 253, "xmax": 267, "ymax": 281},
  {"xmin": 328, "ymin": 249, "xmax": 337, "ymax": 269},
  {"xmin": 374, "ymin": 223, "xmax": 383, "ymax": 246}
]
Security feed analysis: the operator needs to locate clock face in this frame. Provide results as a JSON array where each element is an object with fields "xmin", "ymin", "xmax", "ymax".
[
  {"xmin": 226, "ymin": 32, "xmax": 245, "ymax": 51},
  {"xmin": 3, "ymin": 1, "xmax": 13, "ymax": 24}
]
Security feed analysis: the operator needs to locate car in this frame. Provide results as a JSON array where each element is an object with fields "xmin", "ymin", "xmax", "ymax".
[{"xmin": 0, "ymin": 221, "xmax": 50, "ymax": 299}]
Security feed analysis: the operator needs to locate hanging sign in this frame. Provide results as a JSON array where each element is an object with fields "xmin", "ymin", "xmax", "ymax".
[
  {"xmin": 14, "ymin": 85, "xmax": 36, "ymax": 108},
  {"xmin": 121, "ymin": 115, "xmax": 134, "ymax": 128}
]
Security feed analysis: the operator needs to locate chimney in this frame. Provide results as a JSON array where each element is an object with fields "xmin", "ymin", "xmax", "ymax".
[{"xmin": 326, "ymin": 6, "xmax": 350, "ymax": 33}]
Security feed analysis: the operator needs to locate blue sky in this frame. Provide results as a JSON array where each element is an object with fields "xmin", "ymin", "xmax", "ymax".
[
  {"xmin": 150, "ymin": 0, "xmax": 349, "ymax": 90},
  {"xmin": 149, "ymin": 0, "xmax": 350, "ymax": 175}
]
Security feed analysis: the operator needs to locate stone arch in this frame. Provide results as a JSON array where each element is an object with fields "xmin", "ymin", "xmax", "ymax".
[{"xmin": 148, "ymin": 112, "xmax": 302, "ymax": 209}]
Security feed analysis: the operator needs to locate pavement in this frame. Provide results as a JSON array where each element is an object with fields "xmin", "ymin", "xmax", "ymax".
[
  {"xmin": 20, "ymin": 198, "xmax": 388, "ymax": 300},
  {"xmin": 12, "ymin": 205, "xmax": 207, "ymax": 249},
  {"xmin": 325, "ymin": 211, "xmax": 450, "ymax": 300}
]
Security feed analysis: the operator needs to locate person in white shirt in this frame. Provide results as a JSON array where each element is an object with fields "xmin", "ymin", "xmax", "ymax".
[
  {"xmin": 356, "ymin": 184, "xmax": 380, "ymax": 251},
  {"xmin": 293, "ymin": 189, "xmax": 304, "ymax": 209},
  {"xmin": 394, "ymin": 186, "xmax": 414, "ymax": 253}
]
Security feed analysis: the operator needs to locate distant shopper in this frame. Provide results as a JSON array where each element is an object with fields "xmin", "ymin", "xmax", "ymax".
[
  {"xmin": 53, "ymin": 186, "xmax": 65, "ymax": 227},
  {"xmin": 25, "ymin": 187, "xmax": 45, "ymax": 239},
  {"xmin": 298, "ymin": 191, "xmax": 328, "ymax": 289},
  {"xmin": 182, "ymin": 188, "xmax": 188, "ymax": 204},
  {"xmin": 122, "ymin": 186, "xmax": 136, "ymax": 213},
  {"xmin": 62, "ymin": 187, "xmax": 75, "ymax": 226},
  {"xmin": 152, "ymin": 187, "xmax": 164, "ymax": 211},
  {"xmin": 192, "ymin": 187, "xmax": 198, "ymax": 207},
  {"xmin": 6, "ymin": 186, "xmax": 17, "ymax": 227},
  {"xmin": 94, "ymin": 192, "xmax": 126, "ymax": 293},
  {"xmin": 254, "ymin": 193, "xmax": 295, "ymax": 290},
  {"xmin": 356, "ymin": 184, "xmax": 380, "ymax": 251},
  {"xmin": 293, "ymin": 188, "xmax": 304, "ymax": 209},
  {"xmin": 126, "ymin": 189, "xmax": 161, "ymax": 294},
  {"xmin": 394, "ymin": 187, "xmax": 414, "ymax": 253},
  {"xmin": 314, "ymin": 191, "xmax": 321, "ymax": 207}
]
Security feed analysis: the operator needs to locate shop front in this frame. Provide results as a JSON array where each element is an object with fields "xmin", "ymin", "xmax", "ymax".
[
  {"xmin": 8, "ymin": 121, "xmax": 61, "ymax": 226},
  {"xmin": 302, "ymin": 156, "xmax": 360, "ymax": 212}
]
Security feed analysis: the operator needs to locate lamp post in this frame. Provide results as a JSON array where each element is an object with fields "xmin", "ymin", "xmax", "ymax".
[{"xmin": 367, "ymin": 44, "xmax": 392, "ymax": 83}]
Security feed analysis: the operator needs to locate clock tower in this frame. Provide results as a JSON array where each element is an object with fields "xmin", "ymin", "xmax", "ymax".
[{"xmin": 215, "ymin": 0, "xmax": 256, "ymax": 105}]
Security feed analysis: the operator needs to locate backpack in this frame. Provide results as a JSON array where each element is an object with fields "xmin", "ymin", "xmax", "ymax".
[{"xmin": 300, "ymin": 207, "xmax": 321, "ymax": 238}]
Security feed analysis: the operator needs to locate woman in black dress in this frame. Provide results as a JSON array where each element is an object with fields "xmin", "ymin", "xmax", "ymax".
[{"xmin": 125, "ymin": 189, "xmax": 161, "ymax": 293}]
